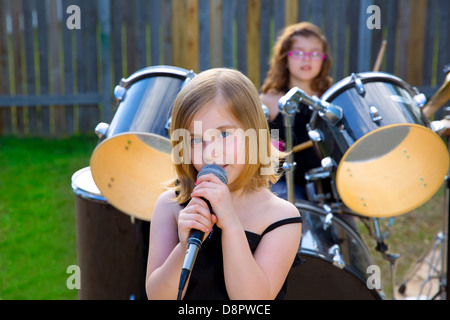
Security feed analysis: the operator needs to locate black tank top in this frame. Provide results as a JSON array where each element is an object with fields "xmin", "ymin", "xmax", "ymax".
[{"xmin": 183, "ymin": 216, "xmax": 303, "ymax": 300}]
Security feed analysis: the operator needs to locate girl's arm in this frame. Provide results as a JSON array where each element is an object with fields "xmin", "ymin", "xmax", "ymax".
[
  {"xmin": 145, "ymin": 190, "xmax": 215, "ymax": 300},
  {"xmin": 145, "ymin": 190, "xmax": 185, "ymax": 300}
]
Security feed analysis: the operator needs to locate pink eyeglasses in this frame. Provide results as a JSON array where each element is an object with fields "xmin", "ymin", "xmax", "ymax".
[{"xmin": 288, "ymin": 50, "xmax": 325, "ymax": 61}]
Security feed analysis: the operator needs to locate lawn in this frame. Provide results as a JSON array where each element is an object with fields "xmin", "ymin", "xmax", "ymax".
[{"xmin": 0, "ymin": 135, "xmax": 98, "ymax": 299}]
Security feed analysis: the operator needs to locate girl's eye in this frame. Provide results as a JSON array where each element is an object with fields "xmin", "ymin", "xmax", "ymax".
[
  {"xmin": 191, "ymin": 137, "xmax": 202, "ymax": 144},
  {"xmin": 220, "ymin": 131, "xmax": 231, "ymax": 138}
]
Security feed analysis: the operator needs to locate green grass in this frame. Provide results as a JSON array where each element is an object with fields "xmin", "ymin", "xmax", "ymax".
[{"xmin": 0, "ymin": 135, "xmax": 98, "ymax": 299}]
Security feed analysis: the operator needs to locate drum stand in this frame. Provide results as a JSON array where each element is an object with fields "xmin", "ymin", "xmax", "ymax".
[{"xmin": 396, "ymin": 114, "xmax": 450, "ymax": 300}]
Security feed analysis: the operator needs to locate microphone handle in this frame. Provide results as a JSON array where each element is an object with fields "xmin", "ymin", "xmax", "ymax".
[{"xmin": 178, "ymin": 197, "xmax": 212, "ymax": 299}]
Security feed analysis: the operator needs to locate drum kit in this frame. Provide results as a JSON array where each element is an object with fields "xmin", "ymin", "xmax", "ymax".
[{"xmin": 71, "ymin": 64, "xmax": 450, "ymax": 300}]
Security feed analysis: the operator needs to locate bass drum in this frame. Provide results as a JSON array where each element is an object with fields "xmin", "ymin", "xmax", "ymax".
[
  {"xmin": 286, "ymin": 200, "xmax": 382, "ymax": 300},
  {"xmin": 71, "ymin": 167, "xmax": 149, "ymax": 300}
]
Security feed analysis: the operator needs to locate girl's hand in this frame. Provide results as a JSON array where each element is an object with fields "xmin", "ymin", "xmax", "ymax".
[
  {"xmin": 190, "ymin": 173, "xmax": 238, "ymax": 230},
  {"xmin": 177, "ymin": 196, "xmax": 216, "ymax": 247}
]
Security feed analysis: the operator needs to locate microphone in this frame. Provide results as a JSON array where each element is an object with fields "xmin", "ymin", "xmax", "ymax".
[{"xmin": 177, "ymin": 164, "xmax": 228, "ymax": 300}]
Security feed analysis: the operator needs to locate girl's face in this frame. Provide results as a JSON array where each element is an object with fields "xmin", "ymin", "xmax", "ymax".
[
  {"xmin": 188, "ymin": 100, "xmax": 246, "ymax": 185},
  {"xmin": 287, "ymin": 35, "xmax": 324, "ymax": 85}
]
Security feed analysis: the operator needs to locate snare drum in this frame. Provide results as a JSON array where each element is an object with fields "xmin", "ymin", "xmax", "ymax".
[
  {"xmin": 90, "ymin": 66, "xmax": 195, "ymax": 221},
  {"xmin": 308, "ymin": 72, "xmax": 449, "ymax": 217},
  {"xmin": 71, "ymin": 167, "xmax": 149, "ymax": 300},
  {"xmin": 286, "ymin": 200, "xmax": 382, "ymax": 300}
]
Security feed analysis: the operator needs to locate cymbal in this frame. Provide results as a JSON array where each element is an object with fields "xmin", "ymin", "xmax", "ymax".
[
  {"xmin": 90, "ymin": 133, "xmax": 175, "ymax": 221},
  {"xmin": 336, "ymin": 123, "xmax": 449, "ymax": 218}
]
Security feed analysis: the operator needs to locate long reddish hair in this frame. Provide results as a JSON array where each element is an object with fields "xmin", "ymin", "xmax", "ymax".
[{"xmin": 260, "ymin": 22, "xmax": 332, "ymax": 96}]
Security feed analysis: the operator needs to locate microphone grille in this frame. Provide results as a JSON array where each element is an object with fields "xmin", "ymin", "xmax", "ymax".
[{"xmin": 197, "ymin": 164, "xmax": 228, "ymax": 185}]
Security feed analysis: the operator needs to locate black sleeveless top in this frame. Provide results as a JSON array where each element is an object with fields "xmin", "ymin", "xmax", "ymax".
[{"xmin": 183, "ymin": 215, "xmax": 303, "ymax": 300}]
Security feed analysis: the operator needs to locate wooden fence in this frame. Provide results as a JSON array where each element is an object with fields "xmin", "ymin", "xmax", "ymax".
[{"xmin": 0, "ymin": 0, "xmax": 449, "ymax": 136}]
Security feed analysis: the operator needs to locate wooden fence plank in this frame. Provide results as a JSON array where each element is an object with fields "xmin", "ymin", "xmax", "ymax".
[
  {"xmin": 285, "ymin": 0, "xmax": 298, "ymax": 26},
  {"xmin": 437, "ymin": 0, "xmax": 450, "ymax": 85},
  {"xmin": 259, "ymin": 0, "xmax": 271, "ymax": 86},
  {"xmin": 210, "ymin": 0, "xmax": 223, "ymax": 68},
  {"xmin": 149, "ymin": 0, "xmax": 161, "ymax": 66},
  {"xmin": 407, "ymin": 0, "xmax": 427, "ymax": 86},
  {"xmin": 49, "ymin": 0, "xmax": 63, "ymax": 136},
  {"xmin": 186, "ymin": 0, "xmax": 199, "ymax": 71},
  {"xmin": 11, "ymin": 0, "xmax": 24, "ymax": 135},
  {"xmin": 172, "ymin": 0, "xmax": 187, "ymax": 68},
  {"xmin": 198, "ymin": 0, "xmax": 210, "ymax": 71},
  {"xmin": 0, "ymin": 0, "xmax": 11, "ymax": 134},
  {"xmin": 235, "ymin": 0, "xmax": 247, "ymax": 74},
  {"xmin": 247, "ymin": 0, "xmax": 261, "ymax": 88},
  {"xmin": 222, "ymin": 0, "xmax": 234, "ymax": 69},
  {"xmin": 23, "ymin": 0, "xmax": 37, "ymax": 135},
  {"xmin": 62, "ymin": 0, "xmax": 75, "ymax": 135},
  {"xmin": 111, "ymin": 0, "xmax": 123, "ymax": 85},
  {"xmin": 36, "ymin": 0, "xmax": 50, "ymax": 136},
  {"xmin": 99, "ymin": 0, "xmax": 112, "ymax": 123},
  {"xmin": 422, "ymin": 0, "xmax": 438, "ymax": 86},
  {"xmin": 385, "ymin": 0, "xmax": 398, "ymax": 75}
]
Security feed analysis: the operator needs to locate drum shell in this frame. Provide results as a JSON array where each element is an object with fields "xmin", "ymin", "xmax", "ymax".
[
  {"xmin": 286, "ymin": 201, "xmax": 381, "ymax": 300},
  {"xmin": 105, "ymin": 65, "xmax": 193, "ymax": 140},
  {"xmin": 72, "ymin": 168, "xmax": 149, "ymax": 300},
  {"xmin": 310, "ymin": 72, "xmax": 428, "ymax": 163}
]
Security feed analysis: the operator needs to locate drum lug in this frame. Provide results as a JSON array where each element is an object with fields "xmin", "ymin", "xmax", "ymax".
[
  {"xmin": 328, "ymin": 244, "xmax": 346, "ymax": 269},
  {"xmin": 95, "ymin": 122, "xmax": 109, "ymax": 140},
  {"xmin": 369, "ymin": 106, "xmax": 383, "ymax": 123},
  {"xmin": 413, "ymin": 93, "xmax": 427, "ymax": 107},
  {"xmin": 351, "ymin": 73, "xmax": 365, "ymax": 96},
  {"xmin": 307, "ymin": 128, "xmax": 323, "ymax": 142},
  {"xmin": 322, "ymin": 204, "xmax": 333, "ymax": 230},
  {"xmin": 114, "ymin": 85, "xmax": 127, "ymax": 101}
]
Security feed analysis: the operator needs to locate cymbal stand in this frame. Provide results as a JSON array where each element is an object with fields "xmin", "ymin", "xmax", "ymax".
[
  {"xmin": 371, "ymin": 217, "xmax": 401, "ymax": 299},
  {"xmin": 278, "ymin": 89, "xmax": 301, "ymax": 204},
  {"xmin": 278, "ymin": 87, "xmax": 344, "ymax": 205}
]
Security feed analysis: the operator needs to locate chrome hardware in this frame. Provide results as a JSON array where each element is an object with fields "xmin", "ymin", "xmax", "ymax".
[
  {"xmin": 261, "ymin": 104, "xmax": 269, "ymax": 121},
  {"xmin": 351, "ymin": 73, "xmax": 365, "ymax": 96},
  {"xmin": 308, "ymin": 128, "xmax": 323, "ymax": 142},
  {"xmin": 322, "ymin": 204, "xmax": 333, "ymax": 230},
  {"xmin": 329, "ymin": 244, "xmax": 346, "ymax": 269},
  {"xmin": 165, "ymin": 117, "xmax": 172, "ymax": 136},
  {"xmin": 369, "ymin": 105, "xmax": 383, "ymax": 123},
  {"xmin": 114, "ymin": 85, "xmax": 126, "ymax": 101},
  {"xmin": 183, "ymin": 70, "xmax": 195, "ymax": 86},
  {"xmin": 94, "ymin": 122, "xmax": 109, "ymax": 140},
  {"xmin": 321, "ymin": 157, "xmax": 337, "ymax": 171},
  {"xmin": 279, "ymin": 87, "xmax": 343, "ymax": 126},
  {"xmin": 413, "ymin": 93, "xmax": 427, "ymax": 107}
]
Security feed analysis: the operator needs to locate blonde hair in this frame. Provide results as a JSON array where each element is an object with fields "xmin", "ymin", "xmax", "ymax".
[
  {"xmin": 170, "ymin": 68, "xmax": 281, "ymax": 204},
  {"xmin": 260, "ymin": 21, "xmax": 333, "ymax": 96}
]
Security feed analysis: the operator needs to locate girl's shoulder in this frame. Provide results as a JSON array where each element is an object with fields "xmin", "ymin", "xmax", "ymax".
[
  {"xmin": 247, "ymin": 189, "xmax": 300, "ymax": 233},
  {"xmin": 152, "ymin": 189, "xmax": 183, "ymax": 221}
]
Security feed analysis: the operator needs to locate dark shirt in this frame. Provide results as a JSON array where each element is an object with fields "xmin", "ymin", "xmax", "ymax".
[{"xmin": 183, "ymin": 217, "xmax": 303, "ymax": 300}]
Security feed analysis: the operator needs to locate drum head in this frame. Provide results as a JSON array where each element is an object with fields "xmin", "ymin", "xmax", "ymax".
[
  {"xmin": 336, "ymin": 123, "xmax": 449, "ymax": 217},
  {"xmin": 90, "ymin": 132, "xmax": 175, "ymax": 221},
  {"xmin": 71, "ymin": 167, "xmax": 105, "ymax": 202}
]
